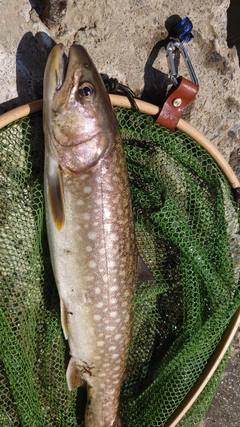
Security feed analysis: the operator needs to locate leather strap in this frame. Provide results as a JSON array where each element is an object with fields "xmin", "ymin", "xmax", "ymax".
[{"xmin": 155, "ymin": 77, "xmax": 199, "ymax": 130}]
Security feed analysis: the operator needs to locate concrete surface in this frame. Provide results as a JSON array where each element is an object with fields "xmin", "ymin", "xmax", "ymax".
[{"xmin": 0, "ymin": 0, "xmax": 240, "ymax": 426}]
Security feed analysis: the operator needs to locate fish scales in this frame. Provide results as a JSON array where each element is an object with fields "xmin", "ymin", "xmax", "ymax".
[{"xmin": 43, "ymin": 43, "xmax": 138, "ymax": 427}]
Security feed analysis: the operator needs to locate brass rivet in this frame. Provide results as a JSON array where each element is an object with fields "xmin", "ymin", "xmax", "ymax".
[{"xmin": 173, "ymin": 98, "xmax": 182, "ymax": 107}]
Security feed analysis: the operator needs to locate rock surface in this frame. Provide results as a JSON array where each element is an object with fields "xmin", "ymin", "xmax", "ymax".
[{"xmin": 0, "ymin": 1, "xmax": 240, "ymax": 426}]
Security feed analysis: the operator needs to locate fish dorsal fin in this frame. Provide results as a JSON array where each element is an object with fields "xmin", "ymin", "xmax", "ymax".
[
  {"xmin": 66, "ymin": 357, "xmax": 85, "ymax": 391},
  {"xmin": 47, "ymin": 155, "xmax": 65, "ymax": 230},
  {"xmin": 137, "ymin": 255, "xmax": 155, "ymax": 282},
  {"xmin": 60, "ymin": 297, "xmax": 69, "ymax": 340}
]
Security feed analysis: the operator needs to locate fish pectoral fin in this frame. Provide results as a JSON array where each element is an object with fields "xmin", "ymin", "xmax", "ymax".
[
  {"xmin": 60, "ymin": 298, "xmax": 69, "ymax": 340},
  {"xmin": 66, "ymin": 357, "xmax": 85, "ymax": 391},
  {"xmin": 137, "ymin": 255, "xmax": 155, "ymax": 282},
  {"xmin": 47, "ymin": 155, "xmax": 65, "ymax": 231}
]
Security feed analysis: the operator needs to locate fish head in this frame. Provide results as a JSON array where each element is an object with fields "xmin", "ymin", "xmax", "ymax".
[{"xmin": 43, "ymin": 43, "xmax": 117, "ymax": 172}]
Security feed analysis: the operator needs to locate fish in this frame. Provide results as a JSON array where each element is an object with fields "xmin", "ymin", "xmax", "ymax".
[{"xmin": 43, "ymin": 43, "xmax": 139, "ymax": 427}]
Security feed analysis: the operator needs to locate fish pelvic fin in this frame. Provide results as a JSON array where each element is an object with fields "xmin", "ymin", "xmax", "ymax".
[
  {"xmin": 66, "ymin": 357, "xmax": 85, "ymax": 391},
  {"xmin": 47, "ymin": 155, "xmax": 65, "ymax": 231},
  {"xmin": 60, "ymin": 297, "xmax": 69, "ymax": 340}
]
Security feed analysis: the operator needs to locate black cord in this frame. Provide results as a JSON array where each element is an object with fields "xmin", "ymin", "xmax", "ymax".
[{"xmin": 101, "ymin": 74, "xmax": 140, "ymax": 113}]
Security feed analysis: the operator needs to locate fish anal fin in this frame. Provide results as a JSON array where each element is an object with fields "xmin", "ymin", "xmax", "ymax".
[
  {"xmin": 112, "ymin": 412, "xmax": 124, "ymax": 427},
  {"xmin": 137, "ymin": 255, "xmax": 155, "ymax": 282},
  {"xmin": 66, "ymin": 357, "xmax": 84, "ymax": 391},
  {"xmin": 60, "ymin": 297, "xmax": 69, "ymax": 340},
  {"xmin": 48, "ymin": 156, "xmax": 65, "ymax": 231}
]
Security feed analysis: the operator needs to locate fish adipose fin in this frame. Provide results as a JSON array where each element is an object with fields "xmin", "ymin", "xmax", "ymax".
[
  {"xmin": 66, "ymin": 357, "xmax": 85, "ymax": 391},
  {"xmin": 137, "ymin": 255, "xmax": 155, "ymax": 282},
  {"xmin": 60, "ymin": 297, "xmax": 69, "ymax": 339},
  {"xmin": 47, "ymin": 155, "xmax": 65, "ymax": 230}
]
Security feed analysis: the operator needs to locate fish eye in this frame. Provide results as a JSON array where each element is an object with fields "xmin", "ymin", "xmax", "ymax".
[{"xmin": 78, "ymin": 83, "xmax": 94, "ymax": 99}]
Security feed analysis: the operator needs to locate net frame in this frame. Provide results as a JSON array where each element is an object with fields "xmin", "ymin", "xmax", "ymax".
[{"xmin": 0, "ymin": 95, "xmax": 240, "ymax": 427}]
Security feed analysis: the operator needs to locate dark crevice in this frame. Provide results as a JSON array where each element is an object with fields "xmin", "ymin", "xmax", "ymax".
[{"xmin": 227, "ymin": 0, "xmax": 240, "ymax": 65}]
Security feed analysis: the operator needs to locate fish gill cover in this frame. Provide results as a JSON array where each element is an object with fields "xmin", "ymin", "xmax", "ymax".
[{"xmin": 0, "ymin": 107, "xmax": 240, "ymax": 426}]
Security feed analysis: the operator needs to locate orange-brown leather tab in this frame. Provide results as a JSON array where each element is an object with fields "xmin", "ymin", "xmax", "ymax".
[{"xmin": 155, "ymin": 77, "xmax": 199, "ymax": 130}]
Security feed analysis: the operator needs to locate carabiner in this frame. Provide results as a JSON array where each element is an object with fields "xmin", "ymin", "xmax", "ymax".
[{"xmin": 166, "ymin": 40, "xmax": 198, "ymax": 87}]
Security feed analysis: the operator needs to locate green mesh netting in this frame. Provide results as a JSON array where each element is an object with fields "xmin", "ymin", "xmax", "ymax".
[{"xmin": 1, "ymin": 107, "xmax": 240, "ymax": 427}]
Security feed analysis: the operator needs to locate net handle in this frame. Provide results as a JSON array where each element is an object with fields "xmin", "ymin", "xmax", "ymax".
[
  {"xmin": 0, "ymin": 96, "xmax": 239, "ymax": 189},
  {"xmin": 0, "ymin": 96, "xmax": 240, "ymax": 426}
]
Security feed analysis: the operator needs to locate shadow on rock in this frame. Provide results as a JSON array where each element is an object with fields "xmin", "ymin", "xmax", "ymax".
[
  {"xmin": 141, "ymin": 14, "xmax": 183, "ymax": 108},
  {"xmin": 0, "ymin": 31, "xmax": 55, "ymax": 114}
]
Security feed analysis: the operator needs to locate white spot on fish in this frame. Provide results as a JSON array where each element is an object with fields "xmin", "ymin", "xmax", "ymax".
[
  {"xmin": 99, "ymin": 247, "xmax": 105, "ymax": 255},
  {"xmin": 104, "ymin": 208, "xmax": 111, "ymax": 219},
  {"xmin": 110, "ymin": 298, "xmax": 117, "ymax": 305},
  {"xmin": 84, "ymin": 186, "xmax": 92, "ymax": 193},
  {"xmin": 115, "ymin": 334, "xmax": 122, "ymax": 340},
  {"xmin": 111, "ymin": 353, "xmax": 120, "ymax": 359},
  {"xmin": 103, "ymin": 363, "xmax": 110, "ymax": 368},
  {"xmin": 76, "ymin": 225, "xmax": 81, "ymax": 231},
  {"xmin": 99, "ymin": 372, "xmax": 106, "ymax": 377},
  {"xmin": 113, "ymin": 365, "xmax": 120, "ymax": 371},
  {"xmin": 110, "ymin": 285, "xmax": 119, "ymax": 292},
  {"xmin": 106, "ymin": 184, "xmax": 113, "ymax": 191},
  {"xmin": 109, "ymin": 345, "xmax": 117, "ymax": 351},
  {"xmin": 96, "ymin": 302, "xmax": 104, "ymax": 308},
  {"xmin": 124, "ymin": 314, "xmax": 130, "ymax": 322},
  {"xmin": 80, "ymin": 174, "xmax": 89, "ymax": 180},
  {"xmin": 103, "ymin": 274, "xmax": 108, "ymax": 283},
  {"xmin": 105, "ymin": 325, "xmax": 115, "ymax": 331},
  {"xmin": 110, "ymin": 311, "xmax": 117, "ymax": 318},
  {"xmin": 77, "ymin": 199, "xmax": 84, "ymax": 206},
  {"xmin": 85, "ymin": 275, "xmax": 94, "ymax": 282},
  {"xmin": 108, "ymin": 260, "xmax": 115, "ymax": 268},
  {"xmin": 82, "ymin": 212, "xmax": 90, "ymax": 220},
  {"xmin": 94, "ymin": 355, "xmax": 102, "ymax": 360},
  {"xmin": 100, "ymin": 383, "xmax": 105, "ymax": 389},
  {"xmin": 97, "ymin": 341, "xmax": 105, "ymax": 347},
  {"xmin": 88, "ymin": 231, "xmax": 97, "ymax": 240},
  {"xmin": 89, "ymin": 260, "xmax": 97, "ymax": 268},
  {"xmin": 105, "ymin": 224, "xmax": 111, "ymax": 232},
  {"xmin": 122, "ymin": 301, "xmax": 128, "ymax": 308},
  {"xmin": 110, "ymin": 233, "xmax": 118, "ymax": 242},
  {"xmin": 86, "ymin": 246, "xmax": 92, "ymax": 252},
  {"xmin": 94, "ymin": 287, "xmax": 101, "ymax": 295},
  {"xmin": 94, "ymin": 314, "xmax": 101, "ymax": 321},
  {"xmin": 112, "ymin": 195, "xmax": 120, "ymax": 204}
]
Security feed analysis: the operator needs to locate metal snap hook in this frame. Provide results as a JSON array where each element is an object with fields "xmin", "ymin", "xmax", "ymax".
[{"xmin": 166, "ymin": 40, "xmax": 199, "ymax": 87}]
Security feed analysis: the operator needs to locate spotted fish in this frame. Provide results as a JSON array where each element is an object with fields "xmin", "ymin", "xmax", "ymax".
[{"xmin": 43, "ymin": 43, "xmax": 139, "ymax": 427}]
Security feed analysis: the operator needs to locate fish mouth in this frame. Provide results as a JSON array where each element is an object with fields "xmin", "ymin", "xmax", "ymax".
[
  {"xmin": 55, "ymin": 43, "xmax": 68, "ymax": 91},
  {"xmin": 52, "ymin": 43, "xmax": 73, "ymax": 93},
  {"xmin": 54, "ymin": 43, "xmax": 97, "ymax": 93},
  {"xmin": 44, "ymin": 42, "xmax": 102, "ymax": 112},
  {"xmin": 44, "ymin": 43, "xmax": 90, "ymax": 102}
]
